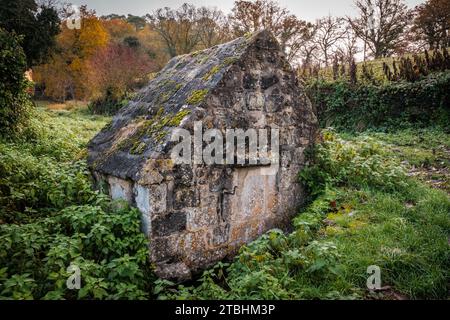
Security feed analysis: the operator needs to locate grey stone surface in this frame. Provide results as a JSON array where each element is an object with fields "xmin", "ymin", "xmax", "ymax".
[{"xmin": 88, "ymin": 30, "xmax": 318, "ymax": 280}]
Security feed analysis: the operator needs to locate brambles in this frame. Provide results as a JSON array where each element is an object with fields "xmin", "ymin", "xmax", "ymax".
[{"xmin": 383, "ymin": 49, "xmax": 450, "ymax": 82}]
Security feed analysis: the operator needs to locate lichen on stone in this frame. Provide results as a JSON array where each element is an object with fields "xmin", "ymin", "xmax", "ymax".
[
  {"xmin": 157, "ymin": 80, "xmax": 183, "ymax": 103},
  {"xmin": 130, "ymin": 141, "xmax": 147, "ymax": 155},
  {"xmin": 223, "ymin": 56, "xmax": 239, "ymax": 66},
  {"xmin": 198, "ymin": 56, "xmax": 209, "ymax": 65},
  {"xmin": 186, "ymin": 89, "xmax": 209, "ymax": 105},
  {"xmin": 120, "ymin": 108, "xmax": 192, "ymax": 153},
  {"xmin": 168, "ymin": 109, "xmax": 191, "ymax": 126},
  {"xmin": 244, "ymin": 31, "xmax": 254, "ymax": 39},
  {"xmin": 202, "ymin": 57, "xmax": 240, "ymax": 82},
  {"xmin": 202, "ymin": 65, "xmax": 221, "ymax": 81},
  {"xmin": 190, "ymin": 50, "xmax": 201, "ymax": 57}
]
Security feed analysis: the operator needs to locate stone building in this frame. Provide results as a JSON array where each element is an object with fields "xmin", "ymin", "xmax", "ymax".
[{"xmin": 87, "ymin": 30, "xmax": 318, "ymax": 280}]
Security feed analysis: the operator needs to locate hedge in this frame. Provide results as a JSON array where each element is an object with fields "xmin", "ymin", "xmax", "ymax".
[{"xmin": 306, "ymin": 71, "xmax": 450, "ymax": 131}]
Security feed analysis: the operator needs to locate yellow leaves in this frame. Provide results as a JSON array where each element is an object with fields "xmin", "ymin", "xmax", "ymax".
[
  {"xmin": 322, "ymin": 130, "xmax": 335, "ymax": 142},
  {"xmin": 78, "ymin": 17, "xmax": 109, "ymax": 58},
  {"xmin": 69, "ymin": 57, "xmax": 83, "ymax": 72},
  {"xmin": 33, "ymin": 55, "xmax": 72, "ymax": 101},
  {"xmin": 34, "ymin": 15, "xmax": 110, "ymax": 101},
  {"xmin": 103, "ymin": 19, "xmax": 134, "ymax": 41},
  {"xmin": 34, "ymin": 9, "xmax": 158, "ymax": 102},
  {"xmin": 324, "ymin": 226, "xmax": 344, "ymax": 236},
  {"xmin": 347, "ymin": 220, "xmax": 367, "ymax": 230},
  {"xmin": 254, "ymin": 255, "xmax": 266, "ymax": 262}
]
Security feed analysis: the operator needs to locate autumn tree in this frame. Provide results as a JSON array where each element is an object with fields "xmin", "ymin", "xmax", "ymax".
[
  {"xmin": 85, "ymin": 43, "xmax": 155, "ymax": 102},
  {"xmin": 136, "ymin": 25, "xmax": 172, "ymax": 69},
  {"xmin": 127, "ymin": 14, "xmax": 147, "ymax": 31},
  {"xmin": 229, "ymin": 0, "xmax": 311, "ymax": 63},
  {"xmin": 102, "ymin": 13, "xmax": 126, "ymax": 20},
  {"xmin": 197, "ymin": 7, "xmax": 231, "ymax": 48},
  {"xmin": 102, "ymin": 18, "xmax": 135, "ymax": 43},
  {"xmin": 34, "ymin": 6, "xmax": 110, "ymax": 100},
  {"xmin": 413, "ymin": 0, "xmax": 450, "ymax": 50},
  {"xmin": 348, "ymin": 0, "xmax": 413, "ymax": 59},
  {"xmin": 146, "ymin": 3, "xmax": 202, "ymax": 57}
]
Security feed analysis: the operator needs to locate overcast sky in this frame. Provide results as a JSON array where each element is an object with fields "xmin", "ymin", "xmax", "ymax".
[{"xmin": 68, "ymin": 0, "xmax": 424, "ymax": 22}]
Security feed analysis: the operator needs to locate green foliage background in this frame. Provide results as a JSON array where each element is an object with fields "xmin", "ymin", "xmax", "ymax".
[{"xmin": 306, "ymin": 71, "xmax": 450, "ymax": 131}]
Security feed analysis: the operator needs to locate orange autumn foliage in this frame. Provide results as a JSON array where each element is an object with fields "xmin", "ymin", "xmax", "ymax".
[
  {"xmin": 103, "ymin": 19, "xmax": 135, "ymax": 42},
  {"xmin": 34, "ymin": 15, "xmax": 112, "ymax": 101},
  {"xmin": 33, "ymin": 8, "xmax": 169, "ymax": 102},
  {"xmin": 85, "ymin": 43, "xmax": 155, "ymax": 100}
]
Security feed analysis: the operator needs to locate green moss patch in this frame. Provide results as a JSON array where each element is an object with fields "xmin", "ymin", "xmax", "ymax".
[
  {"xmin": 203, "ymin": 65, "xmax": 221, "ymax": 81},
  {"xmin": 121, "ymin": 108, "xmax": 192, "ymax": 154},
  {"xmin": 186, "ymin": 89, "xmax": 209, "ymax": 105}
]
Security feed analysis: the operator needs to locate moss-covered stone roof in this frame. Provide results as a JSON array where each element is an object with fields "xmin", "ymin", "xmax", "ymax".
[{"xmin": 87, "ymin": 30, "xmax": 277, "ymax": 181}]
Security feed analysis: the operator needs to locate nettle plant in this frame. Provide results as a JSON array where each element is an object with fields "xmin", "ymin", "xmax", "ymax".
[
  {"xmin": 299, "ymin": 129, "xmax": 408, "ymax": 195},
  {"xmin": 0, "ymin": 110, "xmax": 154, "ymax": 300},
  {"xmin": 0, "ymin": 202, "xmax": 153, "ymax": 300}
]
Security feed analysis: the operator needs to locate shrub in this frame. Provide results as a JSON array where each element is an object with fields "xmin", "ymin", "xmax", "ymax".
[
  {"xmin": 88, "ymin": 90, "xmax": 135, "ymax": 115},
  {"xmin": 84, "ymin": 43, "xmax": 154, "ymax": 114},
  {"xmin": 306, "ymin": 71, "xmax": 450, "ymax": 131},
  {"xmin": 0, "ymin": 203, "xmax": 153, "ymax": 300},
  {"xmin": 0, "ymin": 107, "xmax": 153, "ymax": 300},
  {"xmin": 299, "ymin": 129, "xmax": 408, "ymax": 194},
  {"xmin": 0, "ymin": 28, "xmax": 33, "ymax": 137},
  {"xmin": 155, "ymin": 129, "xmax": 450, "ymax": 300}
]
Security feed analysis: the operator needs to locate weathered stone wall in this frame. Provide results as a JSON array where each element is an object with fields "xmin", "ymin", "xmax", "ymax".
[{"xmin": 88, "ymin": 30, "xmax": 318, "ymax": 280}]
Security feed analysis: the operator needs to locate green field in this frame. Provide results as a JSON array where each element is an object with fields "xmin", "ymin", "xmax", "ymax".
[{"xmin": 0, "ymin": 103, "xmax": 449, "ymax": 300}]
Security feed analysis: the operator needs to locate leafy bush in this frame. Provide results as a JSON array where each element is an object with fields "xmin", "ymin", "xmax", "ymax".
[
  {"xmin": 0, "ymin": 147, "xmax": 95, "ymax": 223},
  {"xmin": 0, "ymin": 107, "xmax": 153, "ymax": 299},
  {"xmin": 1, "ymin": 105, "xmax": 449, "ymax": 300},
  {"xmin": 88, "ymin": 90, "xmax": 135, "ymax": 116},
  {"xmin": 0, "ymin": 203, "xmax": 153, "ymax": 300},
  {"xmin": 0, "ymin": 109, "xmax": 110, "ymax": 223},
  {"xmin": 0, "ymin": 28, "xmax": 33, "ymax": 137},
  {"xmin": 306, "ymin": 71, "xmax": 450, "ymax": 131}
]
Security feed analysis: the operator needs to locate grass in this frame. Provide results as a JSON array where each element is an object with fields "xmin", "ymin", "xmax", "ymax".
[
  {"xmin": 341, "ymin": 129, "xmax": 450, "ymax": 193},
  {"xmin": 157, "ymin": 128, "xmax": 450, "ymax": 300},
  {"xmin": 1, "ymin": 103, "xmax": 449, "ymax": 300}
]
